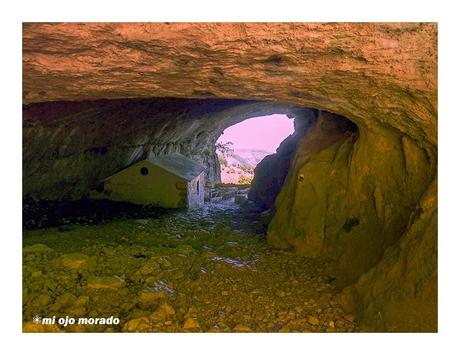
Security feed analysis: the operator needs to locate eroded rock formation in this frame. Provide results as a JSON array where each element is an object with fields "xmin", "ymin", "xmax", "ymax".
[
  {"xmin": 22, "ymin": 22, "xmax": 437, "ymax": 331},
  {"xmin": 248, "ymin": 109, "xmax": 317, "ymax": 209},
  {"xmin": 267, "ymin": 111, "xmax": 436, "ymax": 331}
]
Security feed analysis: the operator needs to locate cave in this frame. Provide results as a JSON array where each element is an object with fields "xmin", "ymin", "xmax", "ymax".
[{"xmin": 22, "ymin": 22, "xmax": 437, "ymax": 333}]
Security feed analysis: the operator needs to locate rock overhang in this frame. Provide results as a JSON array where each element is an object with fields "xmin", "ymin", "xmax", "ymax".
[{"xmin": 23, "ymin": 22, "xmax": 437, "ymax": 146}]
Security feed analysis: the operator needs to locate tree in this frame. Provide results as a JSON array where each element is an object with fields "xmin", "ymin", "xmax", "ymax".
[{"xmin": 216, "ymin": 141, "xmax": 234, "ymax": 155}]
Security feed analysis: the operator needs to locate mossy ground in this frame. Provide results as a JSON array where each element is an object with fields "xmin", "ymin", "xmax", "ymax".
[{"xmin": 23, "ymin": 201, "xmax": 359, "ymax": 332}]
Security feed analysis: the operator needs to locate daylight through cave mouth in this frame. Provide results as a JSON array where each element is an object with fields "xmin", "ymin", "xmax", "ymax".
[{"xmin": 216, "ymin": 114, "xmax": 295, "ymax": 185}]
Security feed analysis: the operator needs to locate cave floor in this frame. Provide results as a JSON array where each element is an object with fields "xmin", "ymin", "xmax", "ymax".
[{"xmin": 22, "ymin": 200, "xmax": 359, "ymax": 332}]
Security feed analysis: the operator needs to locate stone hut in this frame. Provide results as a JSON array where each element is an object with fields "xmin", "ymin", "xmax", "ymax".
[{"xmin": 93, "ymin": 153, "xmax": 206, "ymax": 209}]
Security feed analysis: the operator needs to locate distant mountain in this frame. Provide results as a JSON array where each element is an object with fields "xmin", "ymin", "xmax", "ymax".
[
  {"xmin": 217, "ymin": 148, "xmax": 272, "ymax": 184},
  {"xmin": 228, "ymin": 148, "xmax": 272, "ymax": 168}
]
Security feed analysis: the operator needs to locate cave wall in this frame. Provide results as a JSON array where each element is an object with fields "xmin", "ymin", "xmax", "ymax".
[
  {"xmin": 269, "ymin": 110, "xmax": 436, "ymax": 281},
  {"xmin": 22, "ymin": 23, "xmax": 437, "ymax": 331},
  {"xmin": 267, "ymin": 111, "xmax": 436, "ymax": 331},
  {"xmin": 248, "ymin": 109, "xmax": 318, "ymax": 209},
  {"xmin": 339, "ymin": 178, "xmax": 437, "ymax": 331}
]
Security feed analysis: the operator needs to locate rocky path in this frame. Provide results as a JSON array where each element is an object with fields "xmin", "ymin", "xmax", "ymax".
[{"xmin": 23, "ymin": 201, "xmax": 359, "ymax": 332}]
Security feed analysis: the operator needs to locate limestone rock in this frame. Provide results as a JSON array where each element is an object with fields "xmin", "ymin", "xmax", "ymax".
[
  {"xmin": 138, "ymin": 262, "xmax": 160, "ymax": 276},
  {"xmin": 66, "ymin": 306, "xmax": 86, "ymax": 317},
  {"xmin": 344, "ymin": 314, "xmax": 355, "ymax": 323},
  {"xmin": 59, "ymin": 253, "xmax": 89, "ymax": 270},
  {"xmin": 138, "ymin": 290, "xmax": 167, "ymax": 305},
  {"xmin": 307, "ymin": 316, "xmax": 320, "ymax": 326},
  {"xmin": 339, "ymin": 179, "xmax": 438, "ymax": 332},
  {"xmin": 74, "ymin": 295, "xmax": 90, "ymax": 307},
  {"xmin": 183, "ymin": 318, "xmax": 200, "ymax": 331},
  {"xmin": 151, "ymin": 303, "xmax": 175, "ymax": 321},
  {"xmin": 275, "ymin": 290, "xmax": 286, "ymax": 298},
  {"xmin": 50, "ymin": 292, "xmax": 77, "ymax": 310},
  {"xmin": 87, "ymin": 276, "xmax": 124, "ymax": 289},
  {"xmin": 249, "ymin": 114, "xmax": 314, "ymax": 209},
  {"xmin": 35, "ymin": 294, "xmax": 51, "ymax": 306},
  {"xmin": 23, "ymin": 322, "xmax": 62, "ymax": 333},
  {"xmin": 233, "ymin": 324, "xmax": 253, "ymax": 332},
  {"xmin": 158, "ymin": 303, "xmax": 175, "ymax": 316},
  {"xmin": 23, "ymin": 244, "xmax": 53, "ymax": 254},
  {"xmin": 123, "ymin": 317, "xmax": 151, "ymax": 332}
]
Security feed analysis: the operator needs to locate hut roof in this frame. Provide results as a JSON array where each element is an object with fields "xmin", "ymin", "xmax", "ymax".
[
  {"xmin": 102, "ymin": 153, "xmax": 205, "ymax": 182},
  {"xmin": 146, "ymin": 153, "xmax": 206, "ymax": 181}
]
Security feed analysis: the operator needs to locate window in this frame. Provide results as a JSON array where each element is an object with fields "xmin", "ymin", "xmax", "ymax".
[
  {"xmin": 140, "ymin": 167, "xmax": 149, "ymax": 175},
  {"xmin": 196, "ymin": 180, "xmax": 200, "ymax": 193}
]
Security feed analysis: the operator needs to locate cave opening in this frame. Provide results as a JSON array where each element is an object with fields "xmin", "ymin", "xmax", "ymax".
[
  {"xmin": 215, "ymin": 114, "xmax": 295, "ymax": 186},
  {"xmin": 211, "ymin": 113, "xmax": 297, "ymax": 208}
]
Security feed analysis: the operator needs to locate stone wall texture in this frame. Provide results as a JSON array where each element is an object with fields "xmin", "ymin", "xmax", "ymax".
[{"xmin": 23, "ymin": 22, "xmax": 437, "ymax": 331}]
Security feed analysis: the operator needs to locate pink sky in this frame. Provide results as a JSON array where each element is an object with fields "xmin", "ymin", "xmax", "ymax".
[{"xmin": 217, "ymin": 114, "xmax": 294, "ymax": 153}]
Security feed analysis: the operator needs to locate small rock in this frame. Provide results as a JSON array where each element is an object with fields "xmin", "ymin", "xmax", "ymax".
[
  {"xmin": 307, "ymin": 316, "xmax": 320, "ymax": 326},
  {"xmin": 59, "ymin": 253, "xmax": 89, "ymax": 270},
  {"xmin": 87, "ymin": 276, "xmax": 124, "ymax": 289},
  {"xmin": 139, "ymin": 263, "xmax": 159, "ymax": 276},
  {"xmin": 151, "ymin": 303, "xmax": 175, "ymax": 321},
  {"xmin": 158, "ymin": 303, "xmax": 175, "ymax": 316},
  {"xmin": 66, "ymin": 306, "xmax": 86, "ymax": 317},
  {"xmin": 129, "ymin": 308, "xmax": 151, "ymax": 319},
  {"xmin": 279, "ymin": 325, "xmax": 291, "ymax": 333},
  {"xmin": 138, "ymin": 290, "xmax": 167, "ymax": 305},
  {"xmin": 233, "ymin": 324, "xmax": 252, "ymax": 332},
  {"xmin": 159, "ymin": 258, "xmax": 172, "ymax": 269},
  {"xmin": 183, "ymin": 318, "xmax": 200, "ymax": 331},
  {"xmin": 35, "ymin": 294, "xmax": 52, "ymax": 306},
  {"xmin": 144, "ymin": 276, "xmax": 157, "ymax": 286},
  {"xmin": 275, "ymin": 290, "xmax": 286, "ymax": 297},
  {"xmin": 50, "ymin": 292, "xmax": 77, "ymax": 310},
  {"xmin": 23, "ymin": 322, "xmax": 62, "ymax": 333},
  {"xmin": 123, "ymin": 317, "xmax": 151, "ymax": 332},
  {"xmin": 74, "ymin": 295, "xmax": 89, "ymax": 307},
  {"xmin": 23, "ymin": 244, "xmax": 54, "ymax": 254}
]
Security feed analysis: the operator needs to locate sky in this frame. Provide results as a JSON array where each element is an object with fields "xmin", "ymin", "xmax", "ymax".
[{"xmin": 216, "ymin": 114, "xmax": 295, "ymax": 153}]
